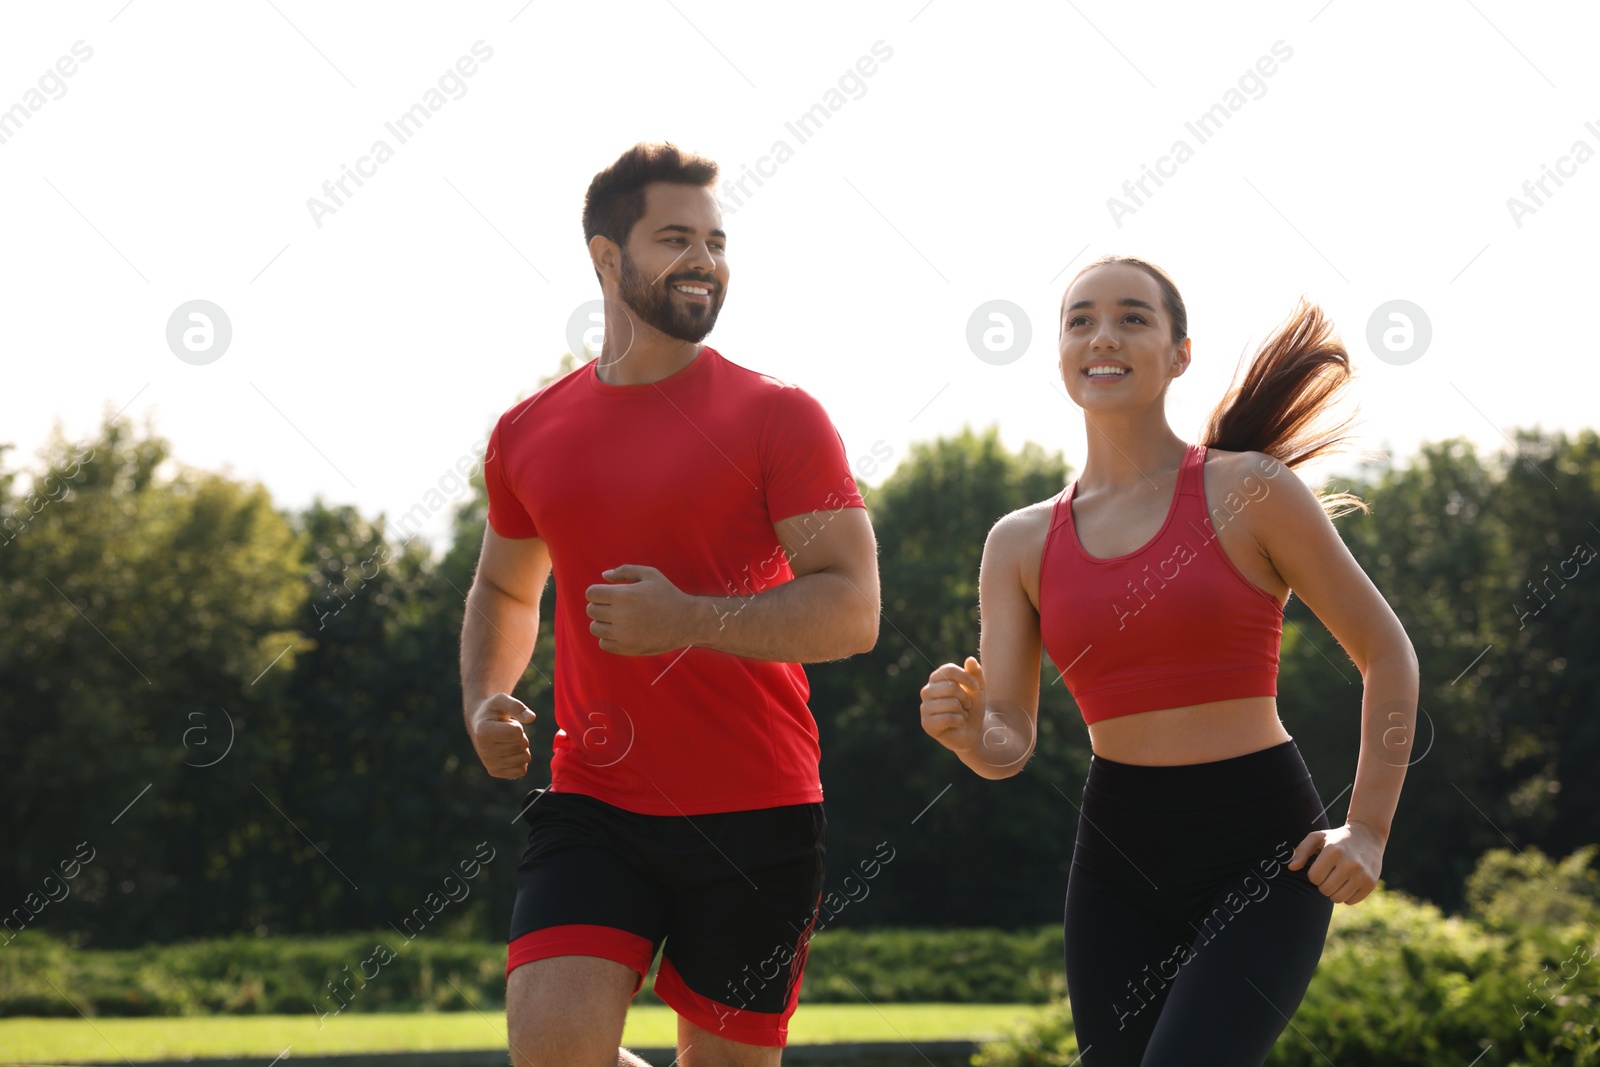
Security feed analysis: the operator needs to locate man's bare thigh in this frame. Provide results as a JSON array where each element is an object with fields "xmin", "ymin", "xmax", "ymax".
[
  {"xmin": 677, "ymin": 1012, "xmax": 783, "ymax": 1067},
  {"xmin": 506, "ymin": 955, "xmax": 640, "ymax": 1067}
]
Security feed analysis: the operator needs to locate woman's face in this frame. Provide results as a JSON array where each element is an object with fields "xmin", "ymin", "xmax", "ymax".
[{"xmin": 1058, "ymin": 263, "xmax": 1190, "ymax": 409}]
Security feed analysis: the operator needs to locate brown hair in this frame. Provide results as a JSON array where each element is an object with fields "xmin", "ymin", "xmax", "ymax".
[
  {"xmin": 582, "ymin": 141, "xmax": 719, "ymax": 252},
  {"xmin": 1068, "ymin": 254, "xmax": 1368, "ymax": 519}
]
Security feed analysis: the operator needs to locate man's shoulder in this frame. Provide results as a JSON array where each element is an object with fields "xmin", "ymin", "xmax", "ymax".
[
  {"xmin": 494, "ymin": 361, "xmax": 590, "ymax": 439},
  {"xmin": 709, "ymin": 347, "xmax": 815, "ymax": 399}
]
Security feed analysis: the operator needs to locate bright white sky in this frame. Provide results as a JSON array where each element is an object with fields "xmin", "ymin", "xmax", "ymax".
[{"xmin": 5, "ymin": 1, "xmax": 1597, "ymax": 557}]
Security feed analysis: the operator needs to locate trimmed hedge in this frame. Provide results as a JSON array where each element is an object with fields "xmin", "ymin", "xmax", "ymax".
[
  {"xmin": 5, "ymin": 844, "xmax": 1595, "ymax": 1067},
  {"xmin": 0, "ymin": 925, "xmax": 1062, "ymax": 1018}
]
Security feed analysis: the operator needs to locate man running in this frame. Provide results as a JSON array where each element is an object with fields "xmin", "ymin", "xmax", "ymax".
[{"xmin": 461, "ymin": 141, "xmax": 880, "ymax": 1067}]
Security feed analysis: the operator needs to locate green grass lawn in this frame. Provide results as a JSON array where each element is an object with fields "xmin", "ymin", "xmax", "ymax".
[{"xmin": 0, "ymin": 1005, "xmax": 1050, "ymax": 1062}]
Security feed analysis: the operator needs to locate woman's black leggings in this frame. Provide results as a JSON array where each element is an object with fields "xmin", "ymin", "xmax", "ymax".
[{"xmin": 1063, "ymin": 737, "xmax": 1335, "ymax": 1066}]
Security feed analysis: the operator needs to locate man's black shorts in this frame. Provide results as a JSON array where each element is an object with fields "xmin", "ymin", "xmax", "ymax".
[{"xmin": 506, "ymin": 788, "xmax": 827, "ymax": 1048}]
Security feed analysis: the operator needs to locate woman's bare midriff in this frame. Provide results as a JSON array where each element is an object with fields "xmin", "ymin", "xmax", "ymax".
[
  {"xmin": 1085, "ymin": 696, "xmax": 1291, "ymax": 765},
  {"xmin": 1016, "ymin": 447, "xmax": 1294, "ymax": 767}
]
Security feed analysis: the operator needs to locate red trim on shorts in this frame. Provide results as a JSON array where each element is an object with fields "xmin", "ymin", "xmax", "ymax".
[
  {"xmin": 653, "ymin": 886, "xmax": 820, "ymax": 1053},
  {"xmin": 653, "ymin": 956, "xmax": 794, "ymax": 1047},
  {"xmin": 505, "ymin": 924, "xmax": 656, "ymax": 996}
]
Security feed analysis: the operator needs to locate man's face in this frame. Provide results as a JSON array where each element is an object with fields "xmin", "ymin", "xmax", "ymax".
[{"xmin": 615, "ymin": 182, "xmax": 728, "ymax": 343}]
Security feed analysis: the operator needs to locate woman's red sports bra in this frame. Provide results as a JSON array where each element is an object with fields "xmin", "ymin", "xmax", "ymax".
[{"xmin": 1038, "ymin": 442, "xmax": 1285, "ymax": 725}]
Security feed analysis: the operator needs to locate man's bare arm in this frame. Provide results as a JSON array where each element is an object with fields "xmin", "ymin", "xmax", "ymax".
[
  {"xmin": 461, "ymin": 524, "xmax": 552, "ymax": 778},
  {"xmin": 689, "ymin": 506, "xmax": 880, "ymax": 662}
]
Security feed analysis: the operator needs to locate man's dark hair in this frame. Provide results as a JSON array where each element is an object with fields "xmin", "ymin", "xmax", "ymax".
[{"xmin": 582, "ymin": 142, "xmax": 720, "ymax": 252}]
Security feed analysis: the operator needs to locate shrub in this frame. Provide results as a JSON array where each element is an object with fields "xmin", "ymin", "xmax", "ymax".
[
  {"xmin": 976, "ymin": 847, "xmax": 1600, "ymax": 1067},
  {"xmin": 1465, "ymin": 844, "xmax": 1600, "ymax": 934}
]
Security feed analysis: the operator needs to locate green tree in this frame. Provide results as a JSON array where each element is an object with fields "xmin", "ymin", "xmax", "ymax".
[
  {"xmin": 0, "ymin": 410, "xmax": 307, "ymax": 945},
  {"xmin": 809, "ymin": 424, "xmax": 1083, "ymax": 928},
  {"xmin": 1282, "ymin": 429, "xmax": 1600, "ymax": 912}
]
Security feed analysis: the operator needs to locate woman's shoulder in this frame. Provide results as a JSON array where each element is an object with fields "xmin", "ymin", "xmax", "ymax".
[
  {"xmin": 986, "ymin": 496, "xmax": 1064, "ymax": 610},
  {"xmin": 1198, "ymin": 446, "xmax": 1297, "ymax": 499},
  {"xmin": 1196, "ymin": 445, "xmax": 1327, "ymax": 556},
  {"xmin": 985, "ymin": 494, "xmax": 1063, "ymax": 560},
  {"xmin": 1201, "ymin": 445, "xmax": 1290, "ymax": 475}
]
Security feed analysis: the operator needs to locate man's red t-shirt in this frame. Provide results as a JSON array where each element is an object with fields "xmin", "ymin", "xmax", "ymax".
[{"xmin": 483, "ymin": 345, "xmax": 865, "ymax": 815}]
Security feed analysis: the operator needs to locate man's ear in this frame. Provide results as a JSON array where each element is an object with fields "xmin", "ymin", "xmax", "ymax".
[{"xmin": 589, "ymin": 234, "xmax": 620, "ymax": 285}]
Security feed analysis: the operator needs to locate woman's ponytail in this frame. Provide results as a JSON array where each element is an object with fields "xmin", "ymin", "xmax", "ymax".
[{"xmin": 1200, "ymin": 297, "xmax": 1368, "ymax": 519}]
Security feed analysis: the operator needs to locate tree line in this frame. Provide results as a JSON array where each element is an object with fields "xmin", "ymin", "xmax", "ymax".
[{"xmin": 1, "ymin": 400, "xmax": 1596, "ymax": 948}]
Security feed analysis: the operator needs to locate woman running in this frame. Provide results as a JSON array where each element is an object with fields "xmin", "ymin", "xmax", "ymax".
[{"xmin": 918, "ymin": 255, "xmax": 1418, "ymax": 1065}]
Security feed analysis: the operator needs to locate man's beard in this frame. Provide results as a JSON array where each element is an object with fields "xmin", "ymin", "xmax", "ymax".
[{"xmin": 617, "ymin": 248, "xmax": 724, "ymax": 344}]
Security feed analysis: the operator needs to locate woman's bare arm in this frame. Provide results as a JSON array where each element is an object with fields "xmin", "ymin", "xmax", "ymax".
[
  {"xmin": 1246, "ymin": 451, "xmax": 1418, "ymax": 905},
  {"xmin": 920, "ymin": 509, "xmax": 1044, "ymax": 780}
]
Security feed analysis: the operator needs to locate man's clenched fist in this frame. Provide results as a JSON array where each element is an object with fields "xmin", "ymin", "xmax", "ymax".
[{"xmin": 468, "ymin": 692, "xmax": 536, "ymax": 779}]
